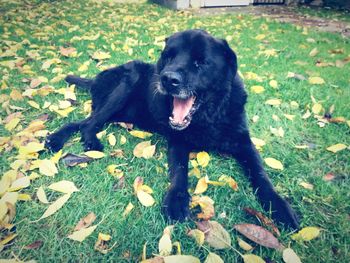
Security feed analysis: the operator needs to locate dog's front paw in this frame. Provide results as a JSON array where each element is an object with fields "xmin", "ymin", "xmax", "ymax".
[
  {"xmin": 45, "ymin": 133, "xmax": 64, "ymax": 152},
  {"xmin": 83, "ymin": 138, "xmax": 104, "ymax": 152},
  {"xmin": 162, "ymin": 188, "xmax": 190, "ymax": 222},
  {"xmin": 269, "ymin": 194, "xmax": 300, "ymax": 230}
]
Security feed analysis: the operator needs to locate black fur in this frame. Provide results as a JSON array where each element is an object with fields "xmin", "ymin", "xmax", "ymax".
[{"xmin": 46, "ymin": 30, "xmax": 299, "ymax": 229}]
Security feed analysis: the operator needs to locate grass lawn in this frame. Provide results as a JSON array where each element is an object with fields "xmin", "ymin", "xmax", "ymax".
[{"xmin": 0, "ymin": 0, "xmax": 349, "ymax": 262}]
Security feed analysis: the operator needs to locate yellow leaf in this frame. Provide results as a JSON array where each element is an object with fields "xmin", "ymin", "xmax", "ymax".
[
  {"xmin": 5, "ymin": 118, "xmax": 21, "ymax": 131},
  {"xmin": 308, "ymin": 76, "xmax": 325, "ymax": 85},
  {"xmin": 39, "ymin": 193, "xmax": 71, "ymax": 220},
  {"xmin": 284, "ymin": 114, "xmax": 295, "ymax": 121},
  {"xmin": 218, "ymin": 175, "xmax": 238, "ymax": 191},
  {"xmin": 133, "ymin": 176, "xmax": 144, "ymax": 193},
  {"xmin": 1, "ymin": 192, "xmax": 18, "ymax": 205},
  {"xmin": 142, "ymin": 145, "xmax": 156, "ymax": 159},
  {"xmin": 137, "ymin": 190, "xmax": 155, "ymax": 207},
  {"xmin": 98, "ymin": 232, "xmax": 111, "ymax": 241},
  {"xmin": 129, "ymin": 130, "xmax": 153, "ymax": 139},
  {"xmin": 204, "ymin": 252, "xmax": 224, "ymax": 263},
  {"xmin": 122, "ymin": 202, "xmax": 134, "ymax": 218},
  {"xmin": 291, "ymin": 226, "xmax": 321, "ymax": 241},
  {"xmin": 53, "ymin": 106, "xmax": 75, "ymax": 117},
  {"xmin": 250, "ymin": 85, "xmax": 265, "ymax": 94},
  {"xmin": 189, "ymin": 167, "xmax": 201, "ymax": 178},
  {"xmin": 108, "ymin": 134, "xmax": 116, "ymax": 146},
  {"xmin": 133, "ymin": 141, "xmax": 152, "ymax": 158},
  {"xmin": 48, "ymin": 180, "xmax": 79, "ymax": 194},
  {"xmin": 191, "ymin": 196, "xmax": 215, "ymax": 220},
  {"xmin": 264, "ymin": 158, "xmax": 284, "ymax": 170},
  {"xmin": 68, "ymin": 225, "xmax": 98, "ymax": 242},
  {"xmin": 312, "ymin": 103, "xmax": 323, "ymax": 114},
  {"xmin": 194, "ymin": 176, "xmax": 209, "ymax": 194},
  {"xmin": 28, "ymin": 100, "xmax": 41, "ymax": 109},
  {"xmin": 120, "ymin": 135, "xmax": 127, "ymax": 145},
  {"xmin": 84, "ymin": 151, "xmax": 105, "ymax": 159},
  {"xmin": 92, "ymin": 51, "xmax": 111, "ymax": 60},
  {"xmin": 265, "ymin": 99, "xmax": 281, "ymax": 106},
  {"xmin": 326, "ymin": 143, "xmax": 347, "ymax": 153},
  {"xmin": 299, "ymin": 181, "xmax": 314, "ymax": 190},
  {"xmin": 140, "ymin": 185, "xmax": 154, "ymax": 194},
  {"xmin": 295, "ymin": 145, "xmax": 309, "ymax": 149},
  {"xmin": 269, "ymin": 80, "xmax": 278, "ymax": 89},
  {"xmin": 8, "ymin": 176, "xmax": 30, "ymax": 191},
  {"xmin": 187, "ymin": 229, "xmax": 205, "ymax": 246},
  {"xmin": 51, "ymin": 150, "xmax": 63, "ymax": 163},
  {"xmin": 197, "ymin": 151, "xmax": 210, "ymax": 167},
  {"xmin": 0, "ymin": 233, "xmax": 17, "ymax": 246},
  {"xmin": 18, "ymin": 193, "xmax": 31, "ymax": 201},
  {"xmin": 255, "ymin": 34, "xmax": 266, "ymax": 40},
  {"xmin": 164, "ymin": 255, "xmax": 200, "ymax": 263},
  {"xmin": 18, "ymin": 142, "xmax": 45, "ymax": 155},
  {"xmin": 309, "ymin": 47, "xmax": 318, "ymax": 57},
  {"xmin": 242, "ymin": 254, "xmax": 266, "ymax": 263},
  {"xmin": 106, "ymin": 165, "xmax": 124, "ymax": 178},
  {"xmin": 39, "ymin": 159, "xmax": 58, "ymax": 176},
  {"xmin": 37, "ymin": 186, "xmax": 49, "ymax": 204},
  {"xmin": 251, "ymin": 137, "xmax": 266, "ymax": 149},
  {"xmin": 159, "ymin": 232, "xmax": 172, "ymax": 256},
  {"xmin": 237, "ymin": 237, "xmax": 253, "ymax": 251},
  {"xmin": 282, "ymin": 248, "xmax": 301, "ymax": 263}
]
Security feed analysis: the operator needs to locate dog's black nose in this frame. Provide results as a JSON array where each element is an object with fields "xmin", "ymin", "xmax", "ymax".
[{"xmin": 161, "ymin": 71, "xmax": 182, "ymax": 89}]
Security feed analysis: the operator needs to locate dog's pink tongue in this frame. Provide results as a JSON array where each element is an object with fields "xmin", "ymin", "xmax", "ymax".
[{"xmin": 172, "ymin": 97, "xmax": 195, "ymax": 124}]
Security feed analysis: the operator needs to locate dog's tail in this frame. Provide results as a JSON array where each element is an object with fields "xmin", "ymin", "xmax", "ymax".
[{"xmin": 65, "ymin": 75, "xmax": 93, "ymax": 90}]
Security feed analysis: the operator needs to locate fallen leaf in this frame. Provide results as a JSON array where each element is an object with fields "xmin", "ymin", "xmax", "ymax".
[
  {"xmin": 282, "ymin": 248, "xmax": 301, "ymax": 263},
  {"xmin": 243, "ymin": 207, "xmax": 280, "ymax": 236},
  {"xmin": 142, "ymin": 145, "xmax": 156, "ymax": 159},
  {"xmin": 309, "ymin": 47, "xmax": 318, "ymax": 57},
  {"xmin": 137, "ymin": 190, "xmax": 155, "ymax": 207},
  {"xmin": 108, "ymin": 133, "xmax": 116, "ymax": 146},
  {"xmin": 163, "ymin": 255, "xmax": 200, "ymax": 263},
  {"xmin": 264, "ymin": 158, "xmax": 284, "ymax": 170},
  {"xmin": 191, "ymin": 195, "xmax": 215, "ymax": 220},
  {"xmin": 218, "ymin": 175, "xmax": 238, "ymax": 191},
  {"xmin": 74, "ymin": 212, "xmax": 97, "ymax": 231},
  {"xmin": 194, "ymin": 176, "xmax": 209, "ymax": 194},
  {"xmin": 323, "ymin": 173, "xmax": 335, "ymax": 181},
  {"xmin": 291, "ymin": 226, "xmax": 321, "ymax": 241},
  {"xmin": 312, "ymin": 103, "xmax": 323, "ymax": 114},
  {"xmin": 326, "ymin": 143, "xmax": 347, "ymax": 153},
  {"xmin": 39, "ymin": 193, "xmax": 71, "ymax": 220},
  {"xmin": 36, "ymin": 186, "xmax": 49, "ymax": 204},
  {"xmin": 197, "ymin": 151, "xmax": 210, "ymax": 167},
  {"xmin": 251, "ymin": 85, "xmax": 265, "ymax": 94},
  {"xmin": 48, "ymin": 180, "xmax": 79, "ymax": 194},
  {"xmin": 237, "ymin": 237, "xmax": 253, "ymax": 251},
  {"xmin": 159, "ymin": 226, "xmax": 173, "ymax": 256},
  {"xmin": 204, "ymin": 252, "xmax": 224, "ymax": 263},
  {"xmin": 84, "ymin": 151, "xmax": 105, "ymax": 159},
  {"xmin": 242, "ymin": 254, "xmax": 266, "ymax": 263},
  {"xmin": 122, "ymin": 202, "xmax": 134, "ymax": 218},
  {"xmin": 196, "ymin": 221, "xmax": 231, "ymax": 249},
  {"xmin": 133, "ymin": 141, "xmax": 152, "ymax": 158},
  {"xmin": 308, "ymin": 76, "xmax": 325, "ymax": 85},
  {"xmin": 68, "ymin": 225, "xmax": 98, "ymax": 242},
  {"xmin": 0, "ymin": 233, "xmax": 17, "ymax": 246},
  {"xmin": 299, "ymin": 181, "xmax": 314, "ymax": 190},
  {"xmin": 129, "ymin": 130, "xmax": 153, "ymax": 139},
  {"xmin": 92, "ymin": 51, "xmax": 111, "ymax": 60},
  {"xmin": 265, "ymin": 99, "xmax": 281, "ymax": 106},
  {"xmin": 234, "ymin": 224, "xmax": 284, "ymax": 250},
  {"xmin": 24, "ymin": 240, "xmax": 43, "ymax": 250},
  {"xmin": 269, "ymin": 80, "xmax": 278, "ymax": 89},
  {"xmin": 61, "ymin": 153, "xmax": 92, "ymax": 167},
  {"xmin": 9, "ymin": 176, "xmax": 30, "ymax": 191},
  {"xmin": 187, "ymin": 229, "xmax": 205, "ymax": 246},
  {"xmin": 39, "ymin": 159, "xmax": 58, "ymax": 176}
]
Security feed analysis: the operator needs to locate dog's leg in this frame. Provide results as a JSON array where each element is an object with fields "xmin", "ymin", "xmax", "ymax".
[
  {"xmin": 233, "ymin": 136, "xmax": 299, "ymax": 230},
  {"xmin": 162, "ymin": 137, "xmax": 191, "ymax": 222},
  {"xmin": 45, "ymin": 121, "xmax": 86, "ymax": 152},
  {"xmin": 79, "ymin": 84, "xmax": 132, "ymax": 151}
]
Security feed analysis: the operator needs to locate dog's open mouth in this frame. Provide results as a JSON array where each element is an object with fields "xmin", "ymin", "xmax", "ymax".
[{"xmin": 169, "ymin": 96, "xmax": 198, "ymax": 130}]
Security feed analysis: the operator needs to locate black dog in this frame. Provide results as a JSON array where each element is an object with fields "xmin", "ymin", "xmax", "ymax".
[{"xmin": 46, "ymin": 30, "xmax": 299, "ymax": 229}]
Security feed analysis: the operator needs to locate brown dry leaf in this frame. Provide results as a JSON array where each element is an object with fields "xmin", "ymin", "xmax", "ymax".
[
  {"xmin": 194, "ymin": 176, "xmax": 209, "ymax": 194},
  {"xmin": 94, "ymin": 232, "xmax": 113, "ymax": 254},
  {"xmin": 74, "ymin": 212, "xmax": 97, "ymax": 231},
  {"xmin": 243, "ymin": 207, "xmax": 280, "ymax": 236},
  {"xmin": 68, "ymin": 225, "xmax": 98, "ymax": 242},
  {"xmin": 196, "ymin": 221, "xmax": 231, "ymax": 249},
  {"xmin": 326, "ymin": 143, "xmax": 347, "ymax": 153},
  {"xmin": 264, "ymin": 158, "xmax": 284, "ymax": 170},
  {"xmin": 234, "ymin": 224, "xmax": 284, "ymax": 250},
  {"xmin": 24, "ymin": 240, "xmax": 43, "ymax": 250},
  {"xmin": 191, "ymin": 195, "xmax": 215, "ymax": 220},
  {"xmin": 62, "ymin": 153, "xmax": 92, "ymax": 167},
  {"xmin": 291, "ymin": 226, "xmax": 321, "ymax": 241},
  {"xmin": 242, "ymin": 254, "xmax": 266, "ymax": 263},
  {"xmin": 282, "ymin": 248, "xmax": 302, "ymax": 263},
  {"xmin": 39, "ymin": 193, "xmax": 71, "ymax": 220},
  {"xmin": 323, "ymin": 173, "xmax": 335, "ymax": 181},
  {"xmin": 204, "ymin": 252, "xmax": 224, "ymax": 263}
]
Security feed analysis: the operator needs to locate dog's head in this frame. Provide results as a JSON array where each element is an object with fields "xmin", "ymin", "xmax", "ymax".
[{"xmin": 156, "ymin": 29, "xmax": 238, "ymax": 131}]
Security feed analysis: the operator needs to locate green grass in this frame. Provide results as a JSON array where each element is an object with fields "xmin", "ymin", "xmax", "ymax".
[{"xmin": 0, "ymin": 1, "xmax": 349, "ymax": 262}]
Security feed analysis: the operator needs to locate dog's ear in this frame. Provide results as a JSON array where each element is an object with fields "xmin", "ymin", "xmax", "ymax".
[{"xmin": 221, "ymin": 39, "xmax": 238, "ymax": 75}]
